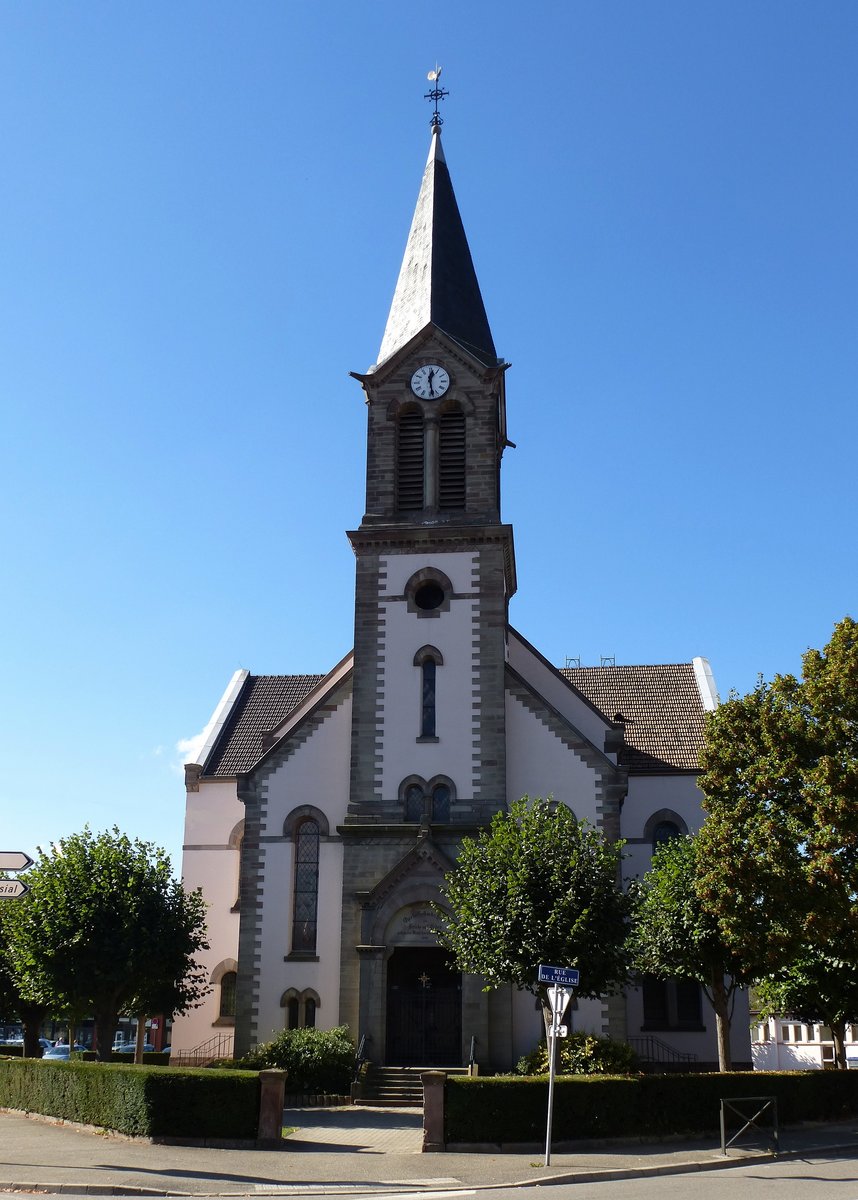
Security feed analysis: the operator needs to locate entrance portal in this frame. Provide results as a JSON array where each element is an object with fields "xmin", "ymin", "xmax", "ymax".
[{"xmin": 385, "ymin": 946, "xmax": 462, "ymax": 1066}]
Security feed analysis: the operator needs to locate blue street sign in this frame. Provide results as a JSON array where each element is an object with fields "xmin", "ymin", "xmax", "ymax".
[{"xmin": 538, "ymin": 964, "xmax": 580, "ymax": 987}]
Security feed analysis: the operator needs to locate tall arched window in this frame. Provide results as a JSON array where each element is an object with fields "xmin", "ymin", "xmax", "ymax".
[
  {"xmin": 421, "ymin": 659, "xmax": 436, "ymax": 737},
  {"xmin": 405, "ymin": 783, "xmax": 424, "ymax": 822},
  {"xmin": 219, "ymin": 971, "xmax": 237, "ymax": 1020},
  {"xmin": 414, "ymin": 645, "xmax": 443, "ymax": 739},
  {"xmin": 438, "ymin": 404, "xmax": 466, "ymax": 508},
  {"xmin": 291, "ymin": 819, "xmax": 320, "ymax": 955},
  {"xmin": 431, "ymin": 783, "xmax": 450, "ymax": 822},
  {"xmin": 397, "ymin": 408, "xmax": 425, "ymax": 510}
]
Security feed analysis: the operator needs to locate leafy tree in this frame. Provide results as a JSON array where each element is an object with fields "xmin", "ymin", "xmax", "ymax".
[
  {"xmin": 629, "ymin": 834, "xmax": 749, "ymax": 1071},
  {"xmin": 3, "ymin": 827, "xmax": 209, "ymax": 1060},
  {"xmin": 697, "ymin": 616, "xmax": 858, "ymax": 972},
  {"xmin": 756, "ymin": 947, "xmax": 858, "ymax": 1069},
  {"xmin": 0, "ymin": 895, "xmax": 49, "ymax": 1057},
  {"xmin": 437, "ymin": 797, "xmax": 632, "ymax": 1009}
]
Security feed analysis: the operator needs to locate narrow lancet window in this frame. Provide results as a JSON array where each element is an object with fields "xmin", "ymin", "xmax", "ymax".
[
  {"xmin": 291, "ymin": 818, "xmax": 320, "ymax": 955},
  {"xmin": 421, "ymin": 659, "xmax": 436, "ymax": 737}
]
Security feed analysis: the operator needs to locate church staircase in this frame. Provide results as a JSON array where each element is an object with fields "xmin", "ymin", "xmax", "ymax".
[{"xmin": 354, "ymin": 1065, "xmax": 468, "ymax": 1107}]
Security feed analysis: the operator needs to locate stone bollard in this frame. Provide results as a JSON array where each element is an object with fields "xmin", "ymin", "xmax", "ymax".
[
  {"xmin": 421, "ymin": 1070, "xmax": 446, "ymax": 1152},
  {"xmin": 258, "ymin": 1069, "xmax": 287, "ymax": 1143}
]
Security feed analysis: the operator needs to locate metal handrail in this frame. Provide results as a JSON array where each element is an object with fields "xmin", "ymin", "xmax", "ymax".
[{"xmin": 628, "ymin": 1035, "xmax": 698, "ymax": 1064}]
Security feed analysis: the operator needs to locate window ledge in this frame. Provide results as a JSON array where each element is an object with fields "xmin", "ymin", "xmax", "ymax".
[
  {"xmin": 416, "ymin": 735, "xmax": 439, "ymax": 744},
  {"xmin": 285, "ymin": 953, "xmax": 320, "ymax": 962},
  {"xmin": 640, "ymin": 1023, "xmax": 707, "ymax": 1033},
  {"xmin": 212, "ymin": 1016, "xmax": 235, "ymax": 1027}
]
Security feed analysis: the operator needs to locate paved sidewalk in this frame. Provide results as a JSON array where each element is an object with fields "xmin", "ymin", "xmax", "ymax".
[{"xmin": 0, "ymin": 1105, "xmax": 856, "ymax": 1196}]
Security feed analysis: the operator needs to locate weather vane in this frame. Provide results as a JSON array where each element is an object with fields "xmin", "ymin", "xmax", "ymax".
[{"xmin": 424, "ymin": 66, "xmax": 448, "ymax": 128}]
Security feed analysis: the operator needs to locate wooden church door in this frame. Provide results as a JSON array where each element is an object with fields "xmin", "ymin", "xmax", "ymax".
[{"xmin": 385, "ymin": 947, "xmax": 462, "ymax": 1066}]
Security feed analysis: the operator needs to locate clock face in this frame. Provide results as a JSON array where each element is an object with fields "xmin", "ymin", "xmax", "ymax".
[{"xmin": 410, "ymin": 364, "xmax": 450, "ymax": 399}]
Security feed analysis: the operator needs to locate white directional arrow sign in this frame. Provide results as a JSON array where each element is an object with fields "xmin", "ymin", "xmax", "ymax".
[
  {"xmin": 0, "ymin": 879, "xmax": 30, "ymax": 899},
  {"xmin": 546, "ymin": 985, "xmax": 572, "ymax": 1021},
  {"xmin": 0, "ymin": 851, "xmax": 34, "ymax": 871}
]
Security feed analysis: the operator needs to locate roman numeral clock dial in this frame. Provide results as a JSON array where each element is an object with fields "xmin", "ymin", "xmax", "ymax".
[{"xmin": 410, "ymin": 363, "xmax": 450, "ymax": 399}]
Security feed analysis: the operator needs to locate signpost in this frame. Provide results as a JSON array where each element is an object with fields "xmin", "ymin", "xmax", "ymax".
[
  {"xmin": 540, "ymin": 966, "xmax": 579, "ymax": 1166},
  {"xmin": 0, "ymin": 880, "xmax": 29, "ymax": 899},
  {"xmin": 0, "ymin": 851, "xmax": 33, "ymax": 901},
  {"xmin": 538, "ymin": 964, "xmax": 580, "ymax": 988},
  {"xmin": 0, "ymin": 852, "xmax": 34, "ymax": 872}
]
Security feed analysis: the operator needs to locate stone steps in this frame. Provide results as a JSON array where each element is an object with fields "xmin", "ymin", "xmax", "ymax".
[{"xmin": 354, "ymin": 1065, "xmax": 468, "ymax": 1107}]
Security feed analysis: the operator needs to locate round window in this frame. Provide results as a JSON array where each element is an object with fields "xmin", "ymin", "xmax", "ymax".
[{"xmin": 414, "ymin": 582, "xmax": 445, "ymax": 611}]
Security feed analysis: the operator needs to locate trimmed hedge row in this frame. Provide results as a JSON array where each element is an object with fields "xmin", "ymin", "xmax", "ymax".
[
  {"xmin": 0, "ymin": 1058, "xmax": 260, "ymax": 1139},
  {"xmin": 446, "ymin": 1071, "xmax": 858, "ymax": 1144},
  {"xmin": 0, "ymin": 1048, "xmax": 169, "ymax": 1066}
]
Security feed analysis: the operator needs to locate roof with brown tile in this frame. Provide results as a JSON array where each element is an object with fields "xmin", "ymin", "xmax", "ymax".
[
  {"xmin": 201, "ymin": 661, "xmax": 705, "ymax": 779},
  {"xmin": 202, "ymin": 674, "xmax": 326, "ymax": 777},
  {"xmin": 562, "ymin": 663, "xmax": 705, "ymax": 772}
]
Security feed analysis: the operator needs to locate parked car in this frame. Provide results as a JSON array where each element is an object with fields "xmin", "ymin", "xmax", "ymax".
[
  {"xmin": 113, "ymin": 1041, "xmax": 155, "ymax": 1054},
  {"xmin": 43, "ymin": 1044, "xmax": 86, "ymax": 1060}
]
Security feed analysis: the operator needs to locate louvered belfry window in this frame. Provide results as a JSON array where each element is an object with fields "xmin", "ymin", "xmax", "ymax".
[
  {"xmin": 397, "ymin": 408, "xmax": 425, "ymax": 510},
  {"xmin": 291, "ymin": 818, "xmax": 320, "ymax": 955},
  {"xmin": 438, "ymin": 406, "xmax": 466, "ymax": 509}
]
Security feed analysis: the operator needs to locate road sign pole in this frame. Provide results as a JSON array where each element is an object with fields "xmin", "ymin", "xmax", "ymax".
[{"xmin": 544, "ymin": 1017, "xmax": 558, "ymax": 1167}]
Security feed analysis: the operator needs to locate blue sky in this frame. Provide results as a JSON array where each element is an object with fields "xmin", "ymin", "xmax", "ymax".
[{"xmin": 2, "ymin": 2, "xmax": 856, "ymax": 874}]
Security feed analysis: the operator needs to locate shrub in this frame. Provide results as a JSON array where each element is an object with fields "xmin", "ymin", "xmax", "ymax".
[
  {"xmin": 515, "ymin": 1031, "xmax": 638, "ymax": 1076},
  {"xmin": 236, "ymin": 1025, "xmax": 354, "ymax": 1093},
  {"xmin": 444, "ymin": 1070, "xmax": 858, "ymax": 1145},
  {"xmin": 0, "ymin": 1058, "xmax": 259, "ymax": 1139}
]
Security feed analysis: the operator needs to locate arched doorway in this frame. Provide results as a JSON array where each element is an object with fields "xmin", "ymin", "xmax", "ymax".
[{"xmin": 385, "ymin": 946, "xmax": 462, "ymax": 1066}]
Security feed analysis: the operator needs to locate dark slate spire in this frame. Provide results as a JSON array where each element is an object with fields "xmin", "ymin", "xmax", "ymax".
[{"xmin": 377, "ymin": 126, "xmax": 497, "ymax": 367}]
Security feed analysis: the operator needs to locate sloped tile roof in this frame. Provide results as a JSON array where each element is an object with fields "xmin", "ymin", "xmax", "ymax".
[
  {"xmin": 203, "ymin": 674, "xmax": 325, "ymax": 777},
  {"xmin": 202, "ymin": 662, "xmax": 705, "ymax": 779},
  {"xmin": 562, "ymin": 663, "xmax": 705, "ymax": 772}
]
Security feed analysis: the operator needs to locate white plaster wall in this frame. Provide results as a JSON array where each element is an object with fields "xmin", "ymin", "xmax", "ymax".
[
  {"xmin": 625, "ymin": 982, "xmax": 751, "ymax": 1065},
  {"xmin": 621, "ymin": 774, "xmax": 707, "ymax": 884},
  {"xmin": 252, "ymin": 699, "xmax": 351, "ymax": 1041},
  {"xmin": 378, "ymin": 552, "xmax": 478, "ymax": 798},
  {"xmin": 510, "ymin": 986, "xmax": 544, "ymax": 1065},
  {"xmin": 260, "ymin": 698, "xmax": 352, "ymax": 835},
  {"xmin": 505, "ymin": 692, "xmax": 600, "ymax": 822},
  {"xmin": 252, "ymin": 837, "xmax": 345, "ymax": 1044},
  {"xmin": 171, "ymin": 778, "xmax": 243, "ymax": 1054},
  {"xmin": 508, "ymin": 631, "xmax": 611, "ymax": 755}
]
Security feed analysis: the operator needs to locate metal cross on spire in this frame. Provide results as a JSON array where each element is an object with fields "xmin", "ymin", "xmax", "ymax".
[{"xmin": 424, "ymin": 66, "xmax": 448, "ymax": 127}]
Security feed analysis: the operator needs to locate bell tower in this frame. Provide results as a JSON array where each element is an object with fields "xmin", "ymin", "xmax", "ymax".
[{"xmin": 339, "ymin": 112, "xmax": 516, "ymax": 1059}]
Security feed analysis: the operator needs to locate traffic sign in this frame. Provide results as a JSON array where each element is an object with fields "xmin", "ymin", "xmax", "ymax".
[
  {"xmin": 553, "ymin": 1025, "xmax": 568, "ymax": 1038},
  {"xmin": 546, "ymin": 985, "xmax": 572, "ymax": 1019},
  {"xmin": 538, "ymin": 964, "xmax": 580, "ymax": 988},
  {"xmin": 0, "ymin": 880, "xmax": 29, "ymax": 899},
  {"xmin": 0, "ymin": 851, "xmax": 33, "ymax": 872}
]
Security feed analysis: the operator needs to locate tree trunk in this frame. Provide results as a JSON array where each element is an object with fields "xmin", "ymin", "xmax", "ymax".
[
  {"xmin": 94, "ymin": 1009, "xmax": 118, "ymax": 1062},
  {"xmin": 19, "ymin": 1003, "xmax": 47, "ymax": 1058},
  {"xmin": 134, "ymin": 1014, "xmax": 146, "ymax": 1064},
  {"xmin": 709, "ymin": 970, "xmax": 733, "ymax": 1072},
  {"xmin": 831, "ymin": 1019, "xmax": 847, "ymax": 1069}
]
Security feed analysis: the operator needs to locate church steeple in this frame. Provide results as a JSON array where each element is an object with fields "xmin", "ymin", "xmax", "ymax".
[{"xmin": 377, "ymin": 126, "xmax": 497, "ymax": 368}]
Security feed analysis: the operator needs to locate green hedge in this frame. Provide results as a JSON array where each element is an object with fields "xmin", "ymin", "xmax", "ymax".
[
  {"xmin": 445, "ymin": 1071, "xmax": 858, "ymax": 1145},
  {"xmin": 0, "ymin": 1058, "xmax": 260, "ymax": 1139}
]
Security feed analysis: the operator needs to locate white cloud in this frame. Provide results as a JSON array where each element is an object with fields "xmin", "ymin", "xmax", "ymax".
[{"xmin": 176, "ymin": 729, "xmax": 207, "ymax": 765}]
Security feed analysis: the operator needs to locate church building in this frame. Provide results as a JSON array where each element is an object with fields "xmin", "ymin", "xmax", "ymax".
[{"xmin": 172, "ymin": 113, "xmax": 748, "ymax": 1072}]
